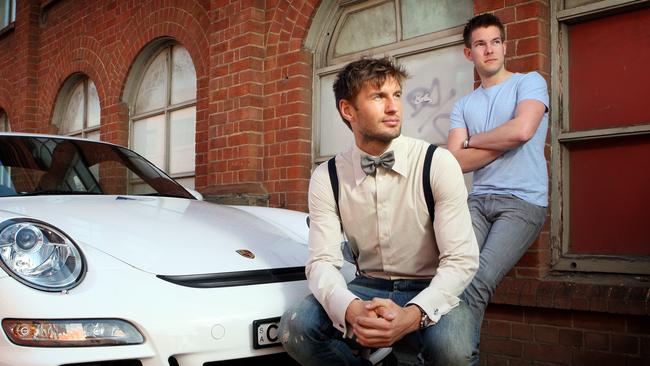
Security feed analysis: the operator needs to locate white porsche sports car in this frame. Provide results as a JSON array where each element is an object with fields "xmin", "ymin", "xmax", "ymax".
[{"xmin": 0, "ymin": 133, "xmax": 314, "ymax": 366}]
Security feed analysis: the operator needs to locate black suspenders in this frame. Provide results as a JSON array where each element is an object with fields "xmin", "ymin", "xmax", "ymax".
[
  {"xmin": 326, "ymin": 144, "xmax": 438, "ymax": 273},
  {"xmin": 422, "ymin": 144, "xmax": 437, "ymax": 222}
]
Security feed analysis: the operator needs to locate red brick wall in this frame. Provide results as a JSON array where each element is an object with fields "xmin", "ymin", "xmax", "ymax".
[
  {"xmin": 263, "ymin": 0, "xmax": 316, "ymax": 209},
  {"xmin": 1, "ymin": 1, "xmax": 41, "ymax": 132},
  {"xmin": 204, "ymin": 0, "xmax": 318, "ymax": 211},
  {"xmin": 482, "ymin": 304, "xmax": 650, "ymax": 365}
]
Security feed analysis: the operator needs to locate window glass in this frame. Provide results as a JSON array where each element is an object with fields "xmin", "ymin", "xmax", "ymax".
[
  {"xmin": 171, "ymin": 46, "xmax": 197, "ymax": 105},
  {"xmin": 398, "ymin": 44, "xmax": 473, "ymax": 146},
  {"xmin": 317, "ymin": 72, "xmax": 353, "ymax": 156},
  {"xmin": 135, "ymin": 51, "xmax": 167, "ymax": 114},
  {"xmin": 58, "ymin": 78, "xmax": 101, "ymax": 139},
  {"xmin": 85, "ymin": 130, "xmax": 100, "ymax": 141},
  {"xmin": 0, "ymin": 1, "xmax": 7, "ymax": 28},
  {"xmin": 87, "ymin": 80, "xmax": 101, "ymax": 128},
  {"xmin": 62, "ymin": 82, "xmax": 85, "ymax": 134},
  {"xmin": 132, "ymin": 114, "xmax": 166, "ymax": 168},
  {"xmin": 401, "ymin": 0, "xmax": 473, "ymax": 39},
  {"xmin": 0, "ymin": 110, "xmax": 8, "ymax": 132},
  {"xmin": 333, "ymin": 2, "xmax": 397, "ymax": 58},
  {"xmin": 169, "ymin": 106, "xmax": 196, "ymax": 175},
  {"xmin": 173, "ymin": 177, "xmax": 195, "ymax": 191}
]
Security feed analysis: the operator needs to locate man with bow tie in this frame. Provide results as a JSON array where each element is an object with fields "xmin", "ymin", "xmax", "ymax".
[{"xmin": 280, "ymin": 57, "xmax": 479, "ymax": 365}]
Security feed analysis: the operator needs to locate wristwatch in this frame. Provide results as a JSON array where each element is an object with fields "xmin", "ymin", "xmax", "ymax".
[
  {"xmin": 419, "ymin": 309, "xmax": 433, "ymax": 329},
  {"xmin": 410, "ymin": 304, "xmax": 433, "ymax": 329},
  {"xmin": 463, "ymin": 135, "xmax": 471, "ymax": 149}
]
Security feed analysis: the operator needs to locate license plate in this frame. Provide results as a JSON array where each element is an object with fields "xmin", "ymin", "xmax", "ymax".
[{"xmin": 252, "ymin": 316, "xmax": 281, "ymax": 349}]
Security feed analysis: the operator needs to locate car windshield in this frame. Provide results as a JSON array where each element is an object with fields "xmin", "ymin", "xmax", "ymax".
[{"xmin": 0, "ymin": 135, "xmax": 194, "ymax": 199}]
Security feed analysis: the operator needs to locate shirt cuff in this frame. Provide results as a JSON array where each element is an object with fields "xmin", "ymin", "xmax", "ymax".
[
  {"xmin": 407, "ymin": 288, "xmax": 460, "ymax": 324},
  {"xmin": 327, "ymin": 286, "xmax": 359, "ymax": 336}
]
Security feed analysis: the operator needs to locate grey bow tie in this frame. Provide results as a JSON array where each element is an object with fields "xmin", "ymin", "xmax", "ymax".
[{"xmin": 361, "ymin": 151, "xmax": 395, "ymax": 175}]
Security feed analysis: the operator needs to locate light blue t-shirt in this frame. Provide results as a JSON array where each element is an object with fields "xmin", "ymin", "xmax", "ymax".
[{"xmin": 449, "ymin": 72, "xmax": 549, "ymax": 207}]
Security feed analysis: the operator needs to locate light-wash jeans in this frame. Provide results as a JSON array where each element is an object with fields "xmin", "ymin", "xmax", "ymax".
[
  {"xmin": 461, "ymin": 194, "xmax": 547, "ymax": 365},
  {"xmin": 279, "ymin": 276, "xmax": 476, "ymax": 366}
]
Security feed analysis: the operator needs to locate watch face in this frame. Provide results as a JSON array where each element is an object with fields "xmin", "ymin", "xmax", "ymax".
[{"xmin": 421, "ymin": 314, "xmax": 432, "ymax": 328}]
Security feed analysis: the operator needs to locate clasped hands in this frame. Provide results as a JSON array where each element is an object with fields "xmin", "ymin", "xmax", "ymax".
[{"xmin": 345, "ymin": 298, "xmax": 421, "ymax": 348}]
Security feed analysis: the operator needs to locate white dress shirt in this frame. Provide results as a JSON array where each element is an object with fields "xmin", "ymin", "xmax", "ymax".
[{"xmin": 306, "ymin": 135, "xmax": 478, "ymax": 335}]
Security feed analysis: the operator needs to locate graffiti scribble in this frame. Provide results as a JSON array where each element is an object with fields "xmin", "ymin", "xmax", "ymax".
[{"xmin": 407, "ymin": 78, "xmax": 457, "ymax": 141}]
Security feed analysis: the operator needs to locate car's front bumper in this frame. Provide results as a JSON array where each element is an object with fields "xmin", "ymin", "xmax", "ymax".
[{"xmin": 0, "ymin": 246, "xmax": 309, "ymax": 366}]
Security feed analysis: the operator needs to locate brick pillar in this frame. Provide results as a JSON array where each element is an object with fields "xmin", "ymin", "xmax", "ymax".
[
  {"xmin": 12, "ymin": 0, "xmax": 41, "ymax": 132},
  {"xmin": 263, "ymin": 0, "xmax": 318, "ymax": 211},
  {"xmin": 205, "ymin": 0, "xmax": 268, "ymax": 205}
]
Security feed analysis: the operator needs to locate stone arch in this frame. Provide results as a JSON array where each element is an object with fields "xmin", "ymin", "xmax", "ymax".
[
  {"xmin": 39, "ymin": 36, "xmax": 111, "ymax": 135},
  {"xmin": 114, "ymin": 1, "xmax": 209, "ymax": 101}
]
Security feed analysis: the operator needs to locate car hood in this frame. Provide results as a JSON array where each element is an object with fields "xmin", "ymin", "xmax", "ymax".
[{"xmin": 0, "ymin": 196, "xmax": 309, "ymax": 275}]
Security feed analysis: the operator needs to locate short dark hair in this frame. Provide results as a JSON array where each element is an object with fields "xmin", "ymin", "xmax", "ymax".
[
  {"xmin": 333, "ymin": 57, "xmax": 408, "ymax": 130},
  {"xmin": 462, "ymin": 13, "xmax": 505, "ymax": 48}
]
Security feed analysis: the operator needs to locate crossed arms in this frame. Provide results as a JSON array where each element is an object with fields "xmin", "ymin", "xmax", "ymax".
[{"xmin": 447, "ymin": 99, "xmax": 547, "ymax": 173}]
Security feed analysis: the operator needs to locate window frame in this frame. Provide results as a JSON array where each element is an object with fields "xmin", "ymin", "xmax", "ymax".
[
  {"xmin": 310, "ymin": 0, "xmax": 471, "ymax": 163},
  {"xmin": 128, "ymin": 42, "xmax": 197, "ymax": 183},
  {"xmin": 0, "ymin": 109, "xmax": 9, "ymax": 132},
  {"xmin": 0, "ymin": 0, "xmax": 15, "ymax": 32},
  {"xmin": 550, "ymin": 0, "xmax": 650, "ymax": 275}
]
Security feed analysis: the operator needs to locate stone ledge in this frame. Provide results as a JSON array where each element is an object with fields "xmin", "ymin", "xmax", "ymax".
[
  {"xmin": 203, "ymin": 193, "xmax": 269, "ymax": 207},
  {"xmin": 491, "ymin": 276, "xmax": 650, "ymax": 316},
  {"xmin": 200, "ymin": 183, "xmax": 269, "ymax": 206}
]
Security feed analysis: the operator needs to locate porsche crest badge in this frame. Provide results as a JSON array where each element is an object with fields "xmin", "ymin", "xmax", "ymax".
[{"xmin": 236, "ymin": 249, "xmax": 255, "ymax": 259}]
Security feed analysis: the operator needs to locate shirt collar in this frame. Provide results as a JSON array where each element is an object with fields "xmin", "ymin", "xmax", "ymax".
[{"xmin": 351, "ymin": 135, "xmax": 408, "ymax": 186}]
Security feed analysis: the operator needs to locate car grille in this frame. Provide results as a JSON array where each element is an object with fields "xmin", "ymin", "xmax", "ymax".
[
  {"xmin": 203, "ymin": 352, "xmax": 300, "ymax": 365},
  {"xmin": 157, "ymin": 266, "xmax": 306, "ymax": 288},
  {"xmin": 62, "ymin": 360, "xmax": 141, "ymax": 366}
]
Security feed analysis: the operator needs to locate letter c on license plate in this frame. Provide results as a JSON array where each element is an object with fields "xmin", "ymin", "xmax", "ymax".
[{"xmin": 253, "ymin": 317, "xmax": 281, "ymax": 349}]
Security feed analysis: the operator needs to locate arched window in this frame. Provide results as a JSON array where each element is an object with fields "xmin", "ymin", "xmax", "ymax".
[
  {"xmin": 0, "ymin": 109, "xmax": 9, "ymax": 132},
  {"xmin": 54, "ymin": 76, "xmax": 101, "ymax": 140},
  {"xmin": 311, "ymin": 0, "xmax": 474, "ymax": 161},
  {"xmin": 130, "ymin": 43, "xmax": 197, "ymax": 191}
]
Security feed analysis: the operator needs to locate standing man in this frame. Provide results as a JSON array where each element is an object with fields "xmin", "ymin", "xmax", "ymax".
[
  {"xmin": 279, "ymin": 57, "xmax": 479, "ymax": 366},
  {"xmin": 447, "ymin": 13, "xmax": 549, "ymax": 364}
]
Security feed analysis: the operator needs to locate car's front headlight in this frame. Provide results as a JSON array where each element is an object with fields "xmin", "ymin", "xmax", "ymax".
[{"xmin": 0, "ymin": 219, "xmax": 85, "ymax": 291}]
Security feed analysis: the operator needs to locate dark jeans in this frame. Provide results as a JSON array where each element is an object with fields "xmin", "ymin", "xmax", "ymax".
[{"xmin": 279, "ymin": 276, "xmax": 477, "ymax": 366}]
